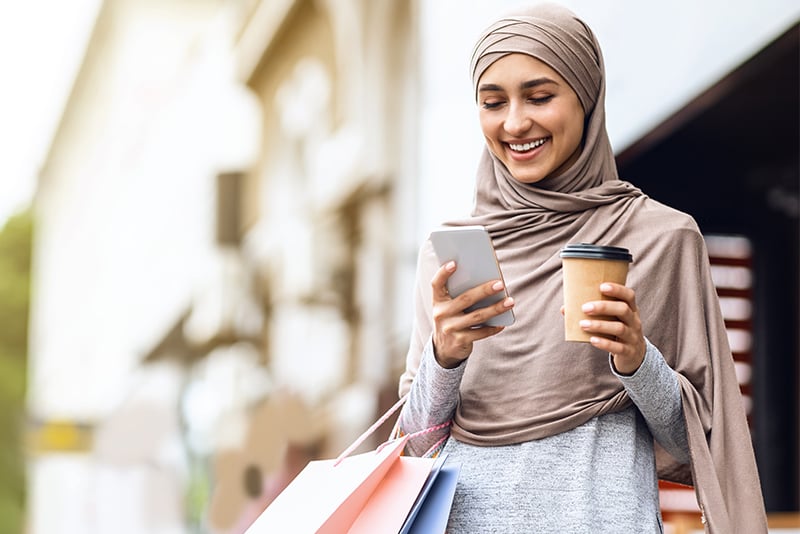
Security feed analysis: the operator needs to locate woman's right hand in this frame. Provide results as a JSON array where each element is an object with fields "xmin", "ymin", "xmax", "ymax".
[{"xmin": 431, "ymin": 261, "xmax": 515, "ymax": 368}]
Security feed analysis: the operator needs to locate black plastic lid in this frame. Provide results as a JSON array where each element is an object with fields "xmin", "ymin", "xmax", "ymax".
[{"xmin": 559, "ymin": 243, "xmax": 633, "ymax": 262}]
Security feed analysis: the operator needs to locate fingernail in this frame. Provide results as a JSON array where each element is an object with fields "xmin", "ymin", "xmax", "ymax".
[
  {"xmin": 579, "ymin": 320, "xmax": 591, "ymax": 328},
  {"xmin": 446, "ymin": 261, "xmax": 456, "ymax": 270},
  {"xmin": 600, "ymin": 283, "xmax": 612, "ymax": 292},
  {"xmin": 492, "ymin": 281, "xmax": 504, "ymax": 291},
  {"xmin": 503, "ymin": 297, "xmax": 514, "ymax": 307},
  {"xmin": 581, "ymin": 303, "xmax": 594, "ymax": 312}
]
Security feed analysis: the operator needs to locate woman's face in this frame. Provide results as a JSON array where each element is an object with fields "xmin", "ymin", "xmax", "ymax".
[{"xmin": 477, "ymin": 53, "xmax": 585, "ymax": 184}]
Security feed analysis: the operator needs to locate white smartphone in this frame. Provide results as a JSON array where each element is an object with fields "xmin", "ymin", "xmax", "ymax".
[{"xmin": 429, "ymin": 225, "xmax": 515, "ymax": 327}]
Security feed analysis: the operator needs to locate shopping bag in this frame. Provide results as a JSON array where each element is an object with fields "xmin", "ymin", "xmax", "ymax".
[
  {"xmin": 398, "ymin": 454, "xmax": 449, "ymax": 532},
  {"xmin": 245, "ymin": 395, "xmax": 457, "ymax": 534},
  {"xmin": 402, "ymin": 460, "xmax": 461, "ymax": 534},
  {"xmin": 346, "ymin": 449, "xmax": 442, "ymax": 533}
]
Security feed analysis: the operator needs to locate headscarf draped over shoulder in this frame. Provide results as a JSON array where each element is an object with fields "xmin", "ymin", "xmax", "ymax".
[{"xmin": 400, "ymin": 3, "xmax": 766, "ymax": 532}]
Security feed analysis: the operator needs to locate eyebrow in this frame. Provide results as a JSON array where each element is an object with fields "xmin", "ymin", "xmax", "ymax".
[{"xmin": 477, "ymin": 77, "xmax": 558, "ymax": 93}]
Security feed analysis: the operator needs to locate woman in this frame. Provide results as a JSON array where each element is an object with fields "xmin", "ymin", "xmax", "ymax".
[{"xmin": 397, "ymin": 3, "xmax": 767, "ymax": 533}]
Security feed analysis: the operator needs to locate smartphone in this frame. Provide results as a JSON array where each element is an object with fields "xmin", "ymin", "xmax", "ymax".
[{"xmin": 429, "ymin": 225, "xmax": 515, "ymax": 327}]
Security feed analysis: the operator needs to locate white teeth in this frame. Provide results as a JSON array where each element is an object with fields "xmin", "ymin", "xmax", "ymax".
[{"xmin": 509, "ymin": 138, "xmax": 547, "ymax": 151}]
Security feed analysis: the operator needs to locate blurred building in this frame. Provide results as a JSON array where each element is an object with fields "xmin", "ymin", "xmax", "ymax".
[{"xmin": 26, "ymin": 0, "xmax": 799, "ymax": 532}]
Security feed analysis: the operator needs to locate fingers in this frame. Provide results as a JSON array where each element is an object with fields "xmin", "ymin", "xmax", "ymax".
[
  {"xmin": 431, "ymin": 261, "xmax": 512, "ymax": 320},
  {"xmin": 579, "ymin": 282, "xmax": 645, "ymax": 372},
  {"xmin": 433, "ymin": 279, "xmax": 513, "ymax": 331},
  {"xmin": 599, "ymin": 282, "xmax": 637, "ymax": 311},
  {"xmin": 581, "ymin": 283, "xmax": 638, "ymax": 326},
  {"xmin": 430, "ymin": 261, "xmax": 513, "ymax": 366},
  {"xmin": 431, "ymin": 261, "xmax": 457, "ymax": 302},
  {"xmin": 432, "ymin": 303, "xmax": 507, "ymax": 367},
  {"xmin": 450, "ymin": 279, "xmax": 507, "ymax": 312}
]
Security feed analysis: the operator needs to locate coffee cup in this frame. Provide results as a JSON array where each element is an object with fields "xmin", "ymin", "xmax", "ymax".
[{"xmin": 560, "ymin": 243, "xmax": 633, "ymax": 342}]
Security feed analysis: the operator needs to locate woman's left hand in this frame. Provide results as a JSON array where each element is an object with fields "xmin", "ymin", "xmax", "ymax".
[{"xmin": 579, "ymin": 282, "xmax": 646, "ymax": 375}]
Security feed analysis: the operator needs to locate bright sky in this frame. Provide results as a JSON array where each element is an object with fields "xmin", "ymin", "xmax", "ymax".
[{"xmin": 0, "ymin": 0, "xmax": 100, "ymax": 227}]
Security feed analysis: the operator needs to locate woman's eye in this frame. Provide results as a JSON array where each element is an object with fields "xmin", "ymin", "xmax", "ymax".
[
  {"xmin": 530, "ymin": 95, "xmax": 555, "ymax": 105},
  {"xmin": 482, "ymin": 100, "xmax": 504, "ymax": 110}
]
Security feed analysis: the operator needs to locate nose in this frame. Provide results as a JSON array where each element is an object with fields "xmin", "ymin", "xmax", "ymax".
[{"xmin": 504, "ymin": 102, "xmax": 532, "ymax": 136}]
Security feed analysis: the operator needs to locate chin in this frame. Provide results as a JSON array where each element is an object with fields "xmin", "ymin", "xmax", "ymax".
[{"xmin": 509, "ymin": 170, "xmax": 548, "ymax": 184}]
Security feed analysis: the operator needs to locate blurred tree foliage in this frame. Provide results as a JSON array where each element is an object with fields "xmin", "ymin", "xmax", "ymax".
[{"xmin": 0, "ymin": 210, "xmax": 32, "ymax": 534}]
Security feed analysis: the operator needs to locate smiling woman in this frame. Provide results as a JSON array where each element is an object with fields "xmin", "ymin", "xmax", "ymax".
[
  {"xmin": 395, "ymin": 3, "xmax": 767, "ymax": 533},
  {"xmin": 476, "ymin": 54, "xmax": 585, "ymax": 184}
]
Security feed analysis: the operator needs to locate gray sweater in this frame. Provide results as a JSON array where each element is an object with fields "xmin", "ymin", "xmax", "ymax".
[{"xmin": 399, "ymin": 339, "xmax": 690, "ymax": 533}]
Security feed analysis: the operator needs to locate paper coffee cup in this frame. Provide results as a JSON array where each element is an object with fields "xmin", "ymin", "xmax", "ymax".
[{"xmin": 560, "ymin": 244, "xmax": 633, "ymax": 342}]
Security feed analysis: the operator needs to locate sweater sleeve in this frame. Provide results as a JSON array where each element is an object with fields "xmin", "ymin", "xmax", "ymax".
[
  {"xmin": 611, "ymin": 338, "xmax": 691, "ymax": 464},
  {"xmin": 398, "ymin": 337, "xmax": 465, "ymax": 456}
]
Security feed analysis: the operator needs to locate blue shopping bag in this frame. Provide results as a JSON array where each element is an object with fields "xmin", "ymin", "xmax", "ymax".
[{"xmin": 401, "ymin": 454, "xmax": 461, "ymax": 534}]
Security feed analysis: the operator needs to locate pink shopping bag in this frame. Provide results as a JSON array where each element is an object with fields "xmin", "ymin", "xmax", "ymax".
[{"xmin": 245, "ymin": 395, "xmax": 456, "ymax": 534}]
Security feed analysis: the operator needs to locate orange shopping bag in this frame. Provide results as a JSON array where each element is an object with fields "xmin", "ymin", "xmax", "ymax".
[{"xmin": 245, "ymin": 396, "xmax": 456, "ymax": 534}]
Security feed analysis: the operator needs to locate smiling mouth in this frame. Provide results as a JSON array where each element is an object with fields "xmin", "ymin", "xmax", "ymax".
[{"xmin": 508, "ymin": 138, "xmax": 549, "ymax": 152}]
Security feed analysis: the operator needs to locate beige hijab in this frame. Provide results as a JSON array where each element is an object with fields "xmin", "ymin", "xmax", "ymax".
[{"xmin": 400, "ymin": 4, "xmax": 767, "ymax": 532}]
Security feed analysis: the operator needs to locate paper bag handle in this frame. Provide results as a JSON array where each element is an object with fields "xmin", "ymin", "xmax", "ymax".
[{"xmin": 333, "ymin": 394, "xmax": 450, "ymax": 466}]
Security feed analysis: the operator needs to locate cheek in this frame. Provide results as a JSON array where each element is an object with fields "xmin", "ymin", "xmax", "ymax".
[
  {"xmin": 549, "ymin": 107, "xmax": 584, "ymax": 147},
  {"xmin": 567, "ymin": 104, "xmax": 586, "ymax": 142},
  {"xmin": 535, "ymin": 108, "xmax": 565, "ymax": 133},
  {"xmin": 567, "ymin": 115, "xmax": 586, "ymax": 150}
]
